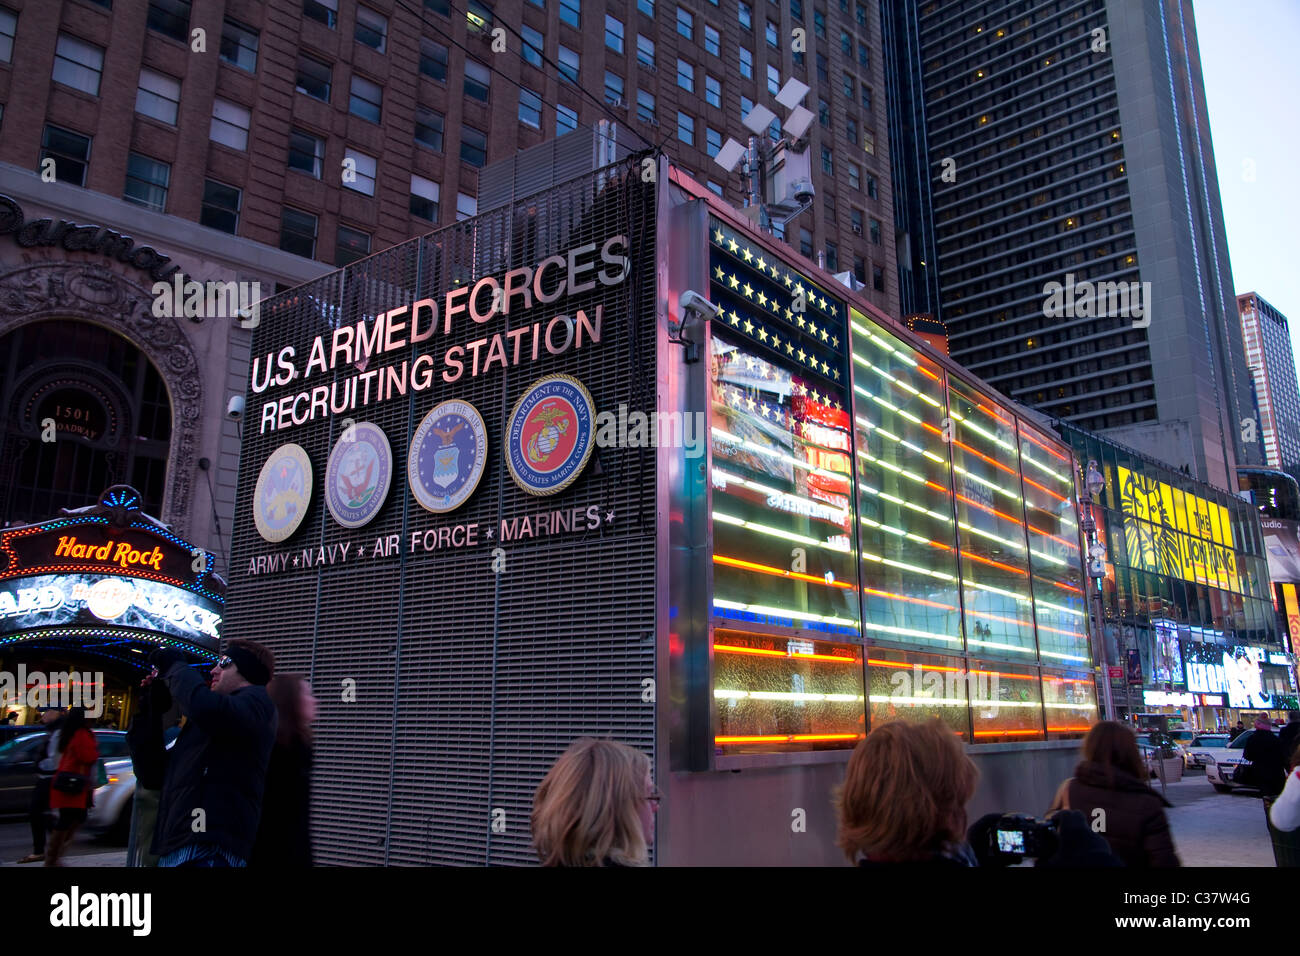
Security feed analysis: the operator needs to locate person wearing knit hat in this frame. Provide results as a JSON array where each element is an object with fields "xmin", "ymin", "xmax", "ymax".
[{"xmin": 145, "ymin": 639, "xmax": 278, "ymax": 867}]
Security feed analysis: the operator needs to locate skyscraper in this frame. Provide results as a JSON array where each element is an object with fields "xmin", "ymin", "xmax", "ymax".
[
  {"xmin": 1239, "ymin": 292, "xmax": 1300, "ymax": 471},
  {"xmin": 882, "ymin": 0, "xmax": 1262, "ymax": 490}
]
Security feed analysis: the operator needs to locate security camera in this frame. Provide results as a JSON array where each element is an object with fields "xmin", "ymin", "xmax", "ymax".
[
  {"xmin": 679, "ymin": 290, "xmax": 721, "ymax": 322},
  {"xmin": 227, "ymin": 395, "xmax": 245, "ymax": 419},
  {"xmin": 791, "ymin": 179, "xmax": 816, "ymax": 205}
]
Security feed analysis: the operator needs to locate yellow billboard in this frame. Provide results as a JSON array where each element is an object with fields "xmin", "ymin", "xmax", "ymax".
[{"xmin": 1117, "ymin": 466, "xmax": 1240, "ymax": 592}]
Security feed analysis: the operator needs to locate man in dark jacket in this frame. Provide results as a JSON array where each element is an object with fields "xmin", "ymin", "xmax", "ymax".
[
  {"xmin": 1278, "ymin": 711, "xmax": 1300, "ymax": 768},
  {"xmin": 149, "ymin": 640, "xmax": 277, "ymax": 867},
  {"xmin": 1242, "ymin": 716, "xmax": 1287, "ymax": 797}
]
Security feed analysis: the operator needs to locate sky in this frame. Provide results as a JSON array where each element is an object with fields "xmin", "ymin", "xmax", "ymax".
[{"xmin": 1193, "ymin": 0, "xmax": 1300, "ymax": 374}]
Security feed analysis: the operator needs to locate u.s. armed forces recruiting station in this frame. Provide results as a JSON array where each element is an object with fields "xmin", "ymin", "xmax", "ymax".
[{"xmin": 251, "ymin": 236, "xmax": 630, "ymax": 433}]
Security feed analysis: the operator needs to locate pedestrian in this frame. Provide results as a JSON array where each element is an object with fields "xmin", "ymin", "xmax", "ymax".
[
  {"xmin": 1277, "ymin": 711, "xmax": 1300, "ymax": 767},
  {"xmin": 1242, "ymin": 715, "xmax": 1287, "ymax": 798},
  {"xmin": 250, "ymin": 674, "xmax": 317, "ymax": 866},
  {"xmin": 44, "ymin": 706, "xmax": 99, "ymax": 867},
  {"xmin": 149, "ymin": 640, "xmax": 277, "ymax": 868},
  {"xmin": 835, "ymin": 719, "xmax": 981, "ymax": 865},
  {"xmin": 1268, "ymin": 743, "xmax": 1300, "ymax": 832},
  {"xmin": 1047, "ymin": 721, "xmax": 1180, "ymax": 867},
  {"xmin": 17, "ymin": 707, "xmax": 63, "ymax": 864},
  {"xmin": 125, "ymin": 674, "xmax": 176, "ymax": 867},
  {"xmin": 1235, "ymin": 720, "xmax": 1246, "ymax": 735},
  {"xmin": 532, "ymin": 738, "xmax": 656, "ymax": 866}
]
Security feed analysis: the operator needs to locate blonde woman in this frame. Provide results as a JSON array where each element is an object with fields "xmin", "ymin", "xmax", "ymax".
[{"xmin": 532, "ymin": 738, "xmax": 658, "ymax": 867}]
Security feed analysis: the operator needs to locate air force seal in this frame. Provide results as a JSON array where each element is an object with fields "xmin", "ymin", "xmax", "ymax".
[
  {"xmin": 505, "ymin": 375, "xmax": 596, "ymax": 496},
  {"xmin": 409, "ymin": 399, "xmax": 488, "ymax": 514},
  {"xmin": 325, "ymin": 421, "xmax": 392, "ymax": 528},
  {"xmin": 254, "ymin": 443, "xmax": 313, "ymax": 543}
]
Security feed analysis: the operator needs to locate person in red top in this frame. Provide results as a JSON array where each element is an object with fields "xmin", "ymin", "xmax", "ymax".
[{"xmin": 45, "ymin": 706, "xmax": 99, "ymax": 867}]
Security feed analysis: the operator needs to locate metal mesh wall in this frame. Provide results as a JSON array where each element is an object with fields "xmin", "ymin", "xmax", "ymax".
[{"xmin": 226, "ymin": 157, "xmax": 658, "ymax": 865}]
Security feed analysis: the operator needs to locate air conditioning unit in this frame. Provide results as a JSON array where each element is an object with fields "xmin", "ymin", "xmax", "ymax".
[{"xmin": 852, "ymin": 224, "xmax": 862, "ymax": 235}]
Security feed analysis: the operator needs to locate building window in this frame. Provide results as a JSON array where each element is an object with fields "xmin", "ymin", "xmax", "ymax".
[
  {"xmin": 853, "ymin": 255, "xmax": 865, "ymax": 283},
  {"xmin": 856, "ymin": 2, "xmax": 866, "ymax": 25},
  {"xmin": 606, "ymin": 14, "xmax": 624, "ymax": 53},
  {"xmin": 704, "ymin": 24, "xmax": 719, "ymax": 56},
  {"xmin": 419, "ymin": 39, "xmax": 448, "ymax": 81},
  {"xmin": 799, "ymin": 228, "xmax": 812, "ymax": 257},
  {"xmin": 866, "ymin": 173, "xmax": 877, "ymax": 198},
  {"xmin": 136, "ymin": 69, "xmax": 181, "ymax": 125},
  {"xmin": 872, "ymin": 265, "xmax": 884, "ymax": 291},
  {"xmin": 296, "ymin": 53, "xmax": 332, "ymax": 101},
  {"xmin": 840, "ymin": 29, "xmax": 851, "ymax": 55},
  {"xmin": 706, "ymin": 180, "xmax": 723, "ymax": 197},
  {"xmin": 861, "ymin": 83, "xmax": 872, "ymax": 111},
  {"xmin": 220, "ymin": 19, "xmax": 259, "ymax": 72},
  {"xmin": 677, "ymin": 58, "xmax": 694, "ymax": 93},
  {"xmin": 821, "ymin": 145, "xmax": 833, "ymax": 173},
  {"xmin": 816, "ymin": 52, "xmax": 828, "ymax": 84},
  {"xmin": 461, "ymin": 124, "xmax": 487, "ymax": 166},
  {"xmin": 847, "ymin": 162, "xmax": 860, "ymax": 190},
  {"xmin": 676, "ymin": 6, "xmax": 693, "ymax": 39},
  {"xmin": 288, "ymin": 129, "xmax": 325, "ymax": 176},
  {"xmin": 766, "ymin": 19, "xmax": 778, "ymax": 47},
  {"xmin": 200, "ymin": 180, "xmax": 241, "ymax": 233},
  {"xmin": 466, "ymin": 0, "xmax": 492, "ymax": 34},
  {"xmin": 739, "ymin": 46, "xmax": 752, "ymax": 79},
  {"xmin": 147, "ymin": 0, "xmax": 190, "ymax": 43},
  {"xmin": 457, "ymin": 193, "xmax": 477, "ymax": 220},
  {"xmin": 556, "ymin": 103, "xmax": 578, "ymax": 134},
  {"xmin": 53, "ymin": 35, "xmax": 104, "ymax": 96},
  {"xmin": 818, "ymin": 98, "xmax": 830, "ymax": 127},
  {"xmin": 123, "ymin": 153, "xmax": 169, "ymax": 212},
  {"xmin": 705, "ymin": 74, "xmax": 722, "ymax": 108},
  {"xmin": 637, "ymin": 35, "xmax": 655, "ymax": 68},
  {"xmin": 842, "ymin": 71, "xmax": 853, "ymax": 98},
  {"xmin": 349, "ymin": 74, "xmax": 382, "ymax": 122},
  {"xmin": 741, "ymin": 94, "xmax": 754, "ymax": 119},
  {"xmin": 739, "ymin": 1, "xmax": 753, "ymax": 28},
  {"xmin": 336, "ymin": 225, "xmax": 370, "ymax": 266},
  {"xmin": 355, "ymin": 7, "xmax": 387, "ymax": 51},
  {"xmin": 677, "ymin": 110, "xmax": 694, "ymax": 145},
  {"xmin": 858, "ymin": 41, "xmax": 868, "ymax": 67},
  {"xmin": 846, "ymin": 117, "xmax": 857, "ymax": 144},
  {"xmin": 521, "ymin": 25, "xmax": 543, "ymax": 67},
  {"xmin": 706, "ymin": 126, "xmax": 722, "ymax": 157},
  {"xmin": 558, "ymin": 44, "xmax": 579, "ymax": 83},
  {"xmin": 519, "ymin": 87, "xmax": 542, "ymax": 128},
  {"xmin": 560, "ymin": 0, "xmax": 580, "ymax": 28},
  {"xmin": 465, "ymin": 60, "xmax": 490, "ymax": 101},
  {"xmin": 863, "ymin": 129, "xmax": 874, "ymax": 155},
  {"xmin": 869, "ymin": 217, "xmax": 881, "ymax": 244},
  {"xmin": 825, "ymin": 241, "xmax": 837, "ymax": 271},
  {"xmin": 636, "ymin": 88, "xmax": 656, "ymax": 124},
  {"xmin": 303, "ymin": 0, "xmax": 337, "ymax": 29},
  {"xmin": 40, "ymin": 125, "xmax": 91, "ymax": 187},
  {"xmin": 791, "ymin": 0, "xmax": 803, "ymax": 19},
  {"xmin": 425, "ymin": 0, "xmax": 449, "ymax": 15},
  {"xmin": 824, "ymin": 194, "xmax": 835, "ymax": 223},
  {"xmin": 410, "ymin": 174, "xmax": 440, "ymax": 222},
  {"xmin": 638, "ymin": 0, "xmax": 654, "ymax": 16},
  {"xmin": 342, "ymin": 147, "xmax": 377, "ymax": 195},
  {"xmin": 813, "ymin": 7, "xmax": 825, "ymax": 37},
  {"xmin": 604, "ymin": 71, "xmax": 624, "ymax": 105},
  {"xmin": 280, "ymin": 208, "xmax": 318, "ymax": 258},
  {"xmin": 850, "ymin": 207, "xmax": 863, "ymax": 234},
  {"xmin": 0, "ymin": 8, "xmax": 14, "ymax": 64},
  {"xmin": 210, "ymin": 99, "xmax": 251, "ymax": 151},
  {"xmin": 768, "ymin": 64, "xmax": 780, "ymax": 95},
  {"xmin": 414, "ymin": 107, "xmax": 444, "ymax": 151}
]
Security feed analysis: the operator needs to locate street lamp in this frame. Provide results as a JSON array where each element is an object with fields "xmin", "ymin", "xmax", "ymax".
[{"xmin": 1078, "ymin": 458, "xmax": 1115, "ymax": 721}]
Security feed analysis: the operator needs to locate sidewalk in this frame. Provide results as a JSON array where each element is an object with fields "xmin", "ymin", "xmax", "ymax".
[
  {"xmin": 1160, "ymin": 774, "xmax": 1275, "ymax": 866},
  {"xmin": 0, "ymin": 851, "xmax": 126, "ymax": 868}
]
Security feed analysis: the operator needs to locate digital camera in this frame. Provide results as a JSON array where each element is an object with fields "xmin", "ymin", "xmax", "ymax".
[{"xmin": 988, "ymin": 813, "xmax": 1059, "ymax": 861}]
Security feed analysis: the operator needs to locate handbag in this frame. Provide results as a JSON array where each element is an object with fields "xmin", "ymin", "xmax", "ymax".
[{"xmin": 51, "ymin": 771, "xmax": 89, "ymax": 796}]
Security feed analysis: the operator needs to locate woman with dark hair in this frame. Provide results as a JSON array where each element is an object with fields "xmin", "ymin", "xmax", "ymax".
[
  {"xmin": 1047, "ymin": 721, "xmax": 1180, "ymax": 867},
  {"xmin": 45, "ymin": 706, "xmax": 100, "ymax": 866},
  {"xmin": 250, "ymin": 675, "xmax": 316, "ymax": 866}
]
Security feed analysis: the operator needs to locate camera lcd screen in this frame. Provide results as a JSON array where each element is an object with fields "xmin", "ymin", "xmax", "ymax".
[{"xmin": 996, "ymin": 829, "xmax": 1024, "ymax": 853}]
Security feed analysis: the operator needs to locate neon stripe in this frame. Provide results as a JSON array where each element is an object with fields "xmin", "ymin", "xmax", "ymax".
[
  {"xmin": 714, "ymin": 554, "xmax": 855, "ymax": 589},
  {"xmin": 715, "ymin": 733, "xmax": 864, "ymax": 743},
  {"xmin": 713, "ymin": 643, "xmax": 861, "ymax": 663}
]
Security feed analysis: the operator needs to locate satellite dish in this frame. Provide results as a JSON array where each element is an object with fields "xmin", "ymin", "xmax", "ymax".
[
  {"xmin": 714, "ymin": 138, "xmax": 748, "ymax": 173},
  {"xmin": 742, "ymin": 103, "xmax": 777, "ymax": 135}
]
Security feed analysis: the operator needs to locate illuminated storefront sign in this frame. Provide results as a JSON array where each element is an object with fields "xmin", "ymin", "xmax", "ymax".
[
  {"xmin": 1143, "ymin": 690, "xmax": 1194, "ymax": 707},
  {"xmin": 1283, "ymin": 583, "xmax": 1300, "ymax": 656},
  {"xmin": 1117, "ymin": 466, "xmax": 1240, "ymax": 590},
  {"xmin": 1183, "ymin": 643, "xmax": 1271, "ymax": 708},
  {"xmin": 1200, "ymin": 694, "xmax": 1224, "ymax": 706}
]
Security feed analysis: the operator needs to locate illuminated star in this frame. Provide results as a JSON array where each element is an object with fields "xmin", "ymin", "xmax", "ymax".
[
  {"xmin": 771, "ymin": 263, "xmax": 781, "ymax": 278},
  {"xmin": 729, "ymin": 310, "xmax": 741, "ymax": 326},
  {"xmin": 742, "ymin": 283, "xmax": 754, "ymax": 298},
  {"xmin": 483, "ymin": 529, "xmax": 493, "ymax": 540},
  {"xmin": 785, "ymin": 308, "xmax": 794, "ymax": 321},
  {"xmin": 819, "ymin": 296, "xmax": 828, "ymax": 310},
  {"xmin": 604, "ymin": 510, "xmax": 615, "ymax": 524},
  {"xmin": 742, "ymin": 247, "xmax": 754, "ymax": 263},
  {"xmin": 820, "ymin": 329, "xmax": 829, "ymax": 342},
  {"xmin": 757, "ymin": 290, "xmax": 768, "ymax": 307},
  {"xmin": 771, "ymin": 334, "xmax": 781, "ymax": 350},
  {"xmin": 812, "ymin": 389, "xmax": 821, "ymax": 403},
  {"xmin": 797, "ymin": 316, "xmax": 807, "ymax": 329},
  {"xmin": 784, "ymin": 274, "xmax": 794, "ymax": 288},
  {"xmin": 832, "ymin": 336, "xmax": 839, "ymax": 348},
  {"xmin": 797, "ymin": 348, "xmax": 807, "ymax": 362},
  {"xmin": 785, "ymin": 342, "xmax": 794, "ymax": 355},
  {"xmin": 743, "ymin": 318, "xmax": 754, "ymax": 333},
  {"xmin": 715, "ymin": 228, "xmax": 726, "ymax": 243},
  {"xmin": 760, "ymin": 404, "xmax": 771, "ymax": 418},
  {"xmin": 728, "ymin": 273, "xmax": 740, "ymax": 289},
  {"xmin": 746, "ymin": 356, "xmax": 758, "ymax": 370},
  {"xmin": 758, "ymin": 327, "xmax": 769, "ymax": 342},
  {"xmin": 770, "ymin": 299, "xmax": 781, "ymax": 314},
  {"xmin": 746, "ymin": 395, "xmax": 756, "ymax": 410},
  {"xmin": 793, "ymin": 383, "xmax": 805, "ymax": 395},
  {"xmin": 727, "ymin": 238, "xmax": 739, "ymax": 253},
  {"xmin": 715, "ymin": 265, "xmax": 726, "ymax": 280},
  {"xmin": 756, "ymin": 256, "xmax": 766, "ymax": 272},
  {"xmin": 795, "ymin": 283, "xmax": 805, "ymax": 298},
  {"xmin": 833, "ymin": 368, "xmax": 841, "ymax": 380},
  {"xmin": 809, "ymin": 321, "xmax": 819, "ymax": 337},
  {"xmin": 821, "ymin": 360, "xmax": 830, "ymax": 374}
]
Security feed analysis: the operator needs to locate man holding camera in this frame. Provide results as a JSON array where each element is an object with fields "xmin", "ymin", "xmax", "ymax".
[{"xmin": 147, "ymin": 640, "xmax": 277, "ymax": 868}]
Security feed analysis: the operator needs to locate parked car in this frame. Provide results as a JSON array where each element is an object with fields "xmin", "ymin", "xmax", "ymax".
[
  {"xmin": 1186, "ymin": 733, "xmax": 1233, "ymax": 768},
  {"xmin": 86, "ymin": 725, "xmax": 181, "ymax": 844},
  {"xmin": 0, "ymin": 729, "xmax": 130, "ymax": 817},
  {"xmin": 1204, "ymin": 731, "xmax": 1256, "ymax": 793},
  {"xmin": 0, "ymin": 725, "xmax": 35, "ymax": 745}
]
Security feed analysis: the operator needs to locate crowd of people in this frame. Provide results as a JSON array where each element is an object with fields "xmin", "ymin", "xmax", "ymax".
[{"xmin": 19, "ymin": 640, "xmax": 317, "ymax": 868}]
